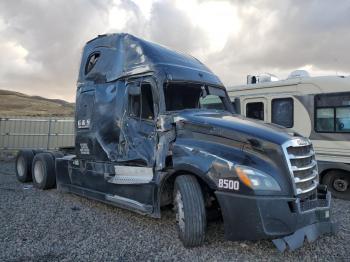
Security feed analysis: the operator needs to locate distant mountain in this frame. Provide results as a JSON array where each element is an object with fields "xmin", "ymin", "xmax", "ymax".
[{"xmin": 0, "ymin": 89, "xmax": 75, "ymax": 116}]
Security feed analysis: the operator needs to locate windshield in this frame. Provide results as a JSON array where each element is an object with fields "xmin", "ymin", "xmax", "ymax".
[{"xmin": 164, "ymin": 82, "xmax": 232, "ymax": 112}]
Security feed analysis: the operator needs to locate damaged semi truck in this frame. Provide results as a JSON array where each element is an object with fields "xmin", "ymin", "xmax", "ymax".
[{"xmin": 15, "ymin": 34, "xmax": 336, "ymax": 251}]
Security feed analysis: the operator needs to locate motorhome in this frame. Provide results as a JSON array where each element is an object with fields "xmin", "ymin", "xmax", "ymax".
[{"xmin": 227, "ymin": 71, "xmax": 350, "ymax": 200}]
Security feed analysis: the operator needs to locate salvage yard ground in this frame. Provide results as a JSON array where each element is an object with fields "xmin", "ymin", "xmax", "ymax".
[{"xmin": 0, "ymin": 161, "xmax": 349, "ymax": 262}]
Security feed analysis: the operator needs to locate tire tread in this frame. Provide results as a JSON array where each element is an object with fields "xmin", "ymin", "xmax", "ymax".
[{"xmin": 174, "ymin": 175, "xmax": 206, "ymax": 247}]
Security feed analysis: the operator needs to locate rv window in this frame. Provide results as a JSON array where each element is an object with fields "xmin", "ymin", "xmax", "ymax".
[
  {"xmin": 246, "ymin": 102, "xmax": 264, "ymax": 120},
  {"xmin": 129, "ymin": 83, "xmax": 154, "ymax": 120},
  {"xmin": 315, "ymin": 108, "xmax": 334, "ymax": 132},
  {"xmin": 315, "ymin": 92, "xmax": 350, "ymax": 133},
  {"xmin": 336, "ymin": 107, "xmax": 350, "ymax": 132},
  {"xmin": 271, "ymin": 98, "xmax": 293, "ymax": 128}
]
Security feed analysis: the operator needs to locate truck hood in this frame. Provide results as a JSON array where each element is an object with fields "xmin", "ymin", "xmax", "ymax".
[{"xmin": 174, "ymin": 110, "xmax": 293, "ymax": 145}]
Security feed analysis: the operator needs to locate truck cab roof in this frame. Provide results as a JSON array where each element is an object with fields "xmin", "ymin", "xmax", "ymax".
[{"xmin": 78, "ymin": 33, "xmax": 222, "ymax": 87}]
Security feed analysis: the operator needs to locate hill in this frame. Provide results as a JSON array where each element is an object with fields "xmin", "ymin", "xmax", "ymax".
[{"xmin": 0, "ymin": 90, "xmax": 75, "ymax": 116}]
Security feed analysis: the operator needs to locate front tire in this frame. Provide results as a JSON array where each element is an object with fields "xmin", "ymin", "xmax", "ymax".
[
  {"xmin": 174, "ymin": 175, "xmax": 206, "ymax": 247},
  {"xmin": 32, "ymin": 153, "xmax": 56, "ymax": 190},
  {"xmin": 322, "ymin": 170, "xmax": 350, "ymax": 200},
  {"xmin": 15, "ymin": 150, "xmax": 35, "ymax": 182}
]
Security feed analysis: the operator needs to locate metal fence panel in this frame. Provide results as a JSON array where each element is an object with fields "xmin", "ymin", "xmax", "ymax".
[{"xmin": 0, "ymin": 116, "xmax": 75, "ymax": 150}]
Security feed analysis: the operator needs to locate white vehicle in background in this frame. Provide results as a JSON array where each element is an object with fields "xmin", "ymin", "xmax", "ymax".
[{"xmin": 227, "ymin": 71, "xmax": 350, "ymax": 200}]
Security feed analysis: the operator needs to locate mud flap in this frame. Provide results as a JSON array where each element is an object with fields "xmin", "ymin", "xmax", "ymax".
[{"xmin": 272, "ymin": 221, "xmax": 338, "ymax": 252}]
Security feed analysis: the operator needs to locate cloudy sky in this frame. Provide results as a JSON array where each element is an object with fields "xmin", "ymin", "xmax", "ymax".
[{"xmin": 0, "ymin": 0, "xmax": 349, "ymax": 102}]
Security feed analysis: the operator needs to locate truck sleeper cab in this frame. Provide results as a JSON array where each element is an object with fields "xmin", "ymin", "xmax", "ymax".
[{"xmin": 15, "ymin": 34, "xmax": 336, "ymax": 251}]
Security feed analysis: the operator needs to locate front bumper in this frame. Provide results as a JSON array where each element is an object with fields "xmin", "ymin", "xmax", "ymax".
[{"xmin": 215, "ymin": 187, "xmax": 337, "ymax": 251}]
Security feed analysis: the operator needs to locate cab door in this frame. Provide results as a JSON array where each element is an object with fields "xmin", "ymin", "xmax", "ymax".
[
  {"xmin": 242, "ymin": 97, "xmax": 268, "ymax": 121},
  {"xmin": 101, "ymin": 78, "xmax": 159, "ymax": 215},
  {"xmin": 120, "ymin": 78, "xmax": 158, "ymax": 166}
]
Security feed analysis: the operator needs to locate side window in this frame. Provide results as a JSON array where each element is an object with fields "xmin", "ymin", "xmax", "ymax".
[
  {"xmin": 246, "ymin": 102, "xmax": 264, "ymax": 120},
  {"xmin": 140, "ymin": 83, "xmax": 155, "ymax": 120},
  {"xmin": 316, "ymin": 108, "xmax": 334, "ymax": 132},
  {"xmin": 336, "ymin": 107, "xmax": 350, "ymax": 132},
  {"xmin": 128, "ymin": 83, "xmax": 154, "ymax": 120},
  {"xmin": 85, "ymin": 52, "xmax": 100, "ymax": 75},
  {"xmin": 271, "ymin": 98, "xmax": 293, "ymax": 128},
  {"xmin": 315, "ymin": 92, "xmax": 350, "ymax": 133}
]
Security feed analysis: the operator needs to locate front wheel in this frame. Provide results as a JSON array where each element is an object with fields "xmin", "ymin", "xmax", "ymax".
[
  {"xmin": 174, "ymin": 175, "xmax": 207, "ymax": 247},
  {"xmin": 322, "ymin": 170, "xmax": 350, "ymax": 200}
]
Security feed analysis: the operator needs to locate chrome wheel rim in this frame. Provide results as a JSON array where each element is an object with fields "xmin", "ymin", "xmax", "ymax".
[
  {"xmin": 17, "ymin": 156, "xmax": 25, "ymax": 177},
  {"xmin": 34, "ymin": 160, "xmax": 44, "ymax": 184}
]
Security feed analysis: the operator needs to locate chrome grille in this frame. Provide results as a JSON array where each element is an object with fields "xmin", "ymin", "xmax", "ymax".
[{"xmin": 282, "ymin": 138, "xmax": 319, "ymax": 197}]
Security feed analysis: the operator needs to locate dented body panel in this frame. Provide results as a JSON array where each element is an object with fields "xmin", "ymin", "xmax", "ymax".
[{"xmin": 54, "ymin": 33, "xmax": 335, "ymax": 250}]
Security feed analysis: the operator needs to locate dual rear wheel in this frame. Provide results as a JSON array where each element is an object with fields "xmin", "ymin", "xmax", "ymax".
[{"xmin": 15, "ymin": 150, "xmax": 58, "ymax": 190}]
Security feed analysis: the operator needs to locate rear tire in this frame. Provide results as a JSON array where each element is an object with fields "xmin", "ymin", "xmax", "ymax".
[
  {"xmin": 174, "ymin": 175, "xmax": 206, "ymax": 247},
  {"xmin": 322, "ymin": 170, "xmax": 350, "ymax": 200},
  {"xmin": 32, "ymin": 153, "xmax": 56, "ymax": 190},
  {"xmin": 15, "ymin": 150, "xmax": 34, "ymax": 182}
]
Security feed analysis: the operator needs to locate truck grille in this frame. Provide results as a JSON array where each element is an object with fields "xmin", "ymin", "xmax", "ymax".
[{"xmin": 282, "ymin": 138, "xmax": 318, "ymax": 197}]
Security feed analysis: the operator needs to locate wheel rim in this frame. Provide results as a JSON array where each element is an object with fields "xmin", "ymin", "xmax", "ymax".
[
  {"xmin": 17, "ymin": 156, "xmax": 25, "ymax": 177},
  {"xmin": 175, "ymin": 190, "xmax": 185, "ymax": 231},
  {"xmin": 34, "ymin": 160, "xmax": 44, "ymax": 184},
  {"xmin": 333, "ymin": 178, "xmax": 349, "ymax": 192}
]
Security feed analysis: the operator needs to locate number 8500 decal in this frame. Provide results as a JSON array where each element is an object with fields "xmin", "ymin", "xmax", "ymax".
[{"xmin": 218, "ymin": 179, "xmax": 240, "ymax": 190}]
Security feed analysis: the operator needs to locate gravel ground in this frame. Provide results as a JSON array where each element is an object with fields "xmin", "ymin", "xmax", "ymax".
[{"xmin": 0, "ymin": 161, "xmax": 349, "ymax": 262}]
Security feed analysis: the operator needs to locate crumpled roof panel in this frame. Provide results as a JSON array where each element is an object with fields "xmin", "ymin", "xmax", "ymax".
[{"xmin": 78, "ymin": 33, "xmax": 222, "ymax": 86}]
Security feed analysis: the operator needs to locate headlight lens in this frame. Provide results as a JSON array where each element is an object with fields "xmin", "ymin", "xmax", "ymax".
[{"xmin": 236, "ymin": 165, "xmax": 281, "ymax": 191}]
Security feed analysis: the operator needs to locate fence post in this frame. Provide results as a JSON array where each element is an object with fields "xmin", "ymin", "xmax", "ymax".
[{"xmin": 47, "ymin": 118, "xmax": 52, "ymax": 150}]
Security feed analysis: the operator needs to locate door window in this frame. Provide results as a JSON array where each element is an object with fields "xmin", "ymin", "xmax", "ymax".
[
  {"xmin": 246, "ymin": 102, "xmax": 264, "ymax": 120},
  {"xmin": 129, "ymin": 83, "xmax": 154, "ymax": 120},
  {"xmin": 271, "ymin": 98, "xmax": 293, "ymax": 128}
]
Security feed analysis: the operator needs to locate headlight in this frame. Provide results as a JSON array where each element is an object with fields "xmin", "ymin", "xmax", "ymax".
[{"xmin": 236, "ymin": 165, "xmax": 281, "ymax": 191}]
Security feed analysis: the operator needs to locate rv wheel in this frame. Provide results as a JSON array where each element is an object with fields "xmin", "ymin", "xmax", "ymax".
[
  {"xmin": 173, "ymin": 175, "xmax": 206, "ymax": 247},
  {"xmin": 15, "ymin": 149, "xmax": 35, "ymax": 182},
  {"xmin": 32, "ymin": 153, "xmax": 56, "ymax": 190},
  {"xmin": 323, "ymin": 170, "xmax": 350, "ymax": 200}
]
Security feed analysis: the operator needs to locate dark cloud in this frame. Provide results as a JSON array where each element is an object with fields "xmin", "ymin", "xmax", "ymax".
[
  {"xmin": 0, "ymin": 0, "xmax": 112, "ymax": 100},
  {"xmin": 148, "ymin": 0, "xmax": 209, "ymax": 54},
  {"xmin": 0, "ymin": 0, "xmax": 349, "ymax": 100},
  {"xmin": 207, "ymin": 0, "xmax": 350, "ymax": 85}
]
